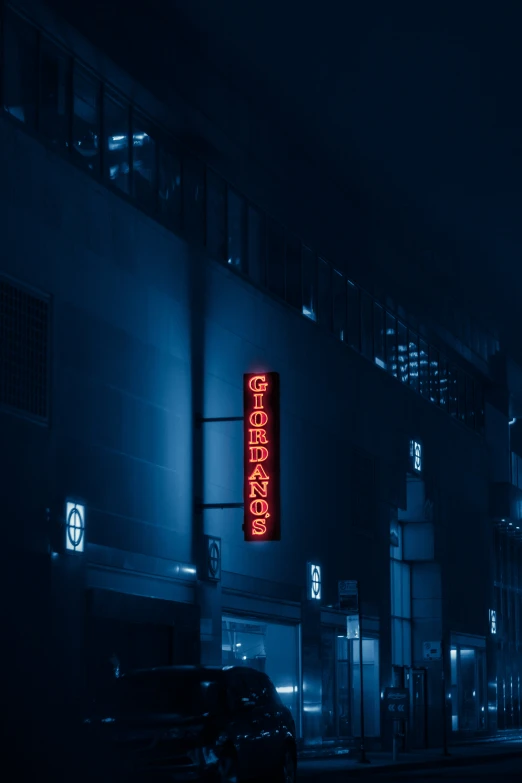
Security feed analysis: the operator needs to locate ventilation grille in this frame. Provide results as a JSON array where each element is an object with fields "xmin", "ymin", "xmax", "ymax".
[{"xmin": 0, "ymin": 278, "xmax": 49, "ymax": 421}]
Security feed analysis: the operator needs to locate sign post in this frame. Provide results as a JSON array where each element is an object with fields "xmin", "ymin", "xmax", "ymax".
[{"xmin": 338, "ymin": 580, "xmax": 368, "ymax": 764}]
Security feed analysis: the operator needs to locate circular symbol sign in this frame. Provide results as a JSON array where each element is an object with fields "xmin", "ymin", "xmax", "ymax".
[
  {"xmin": 208, "ymin": 541, "xmax": 220, "ymax": 578},
  {"xmin": 67, "ymin": 506, "xmax": 84, "ymax": 550},
  {"xmin": 311, "ymin": 566, "xmax": 321, "ymax": 598}
]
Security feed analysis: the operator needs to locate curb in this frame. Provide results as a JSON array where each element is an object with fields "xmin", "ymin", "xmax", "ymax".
[{"xmin": 297, "ymin": 747, "xmax": 522, "ymax": 776}]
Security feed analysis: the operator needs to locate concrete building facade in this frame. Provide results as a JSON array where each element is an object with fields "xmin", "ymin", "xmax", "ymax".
[{"xmin": 1, "ymin": 0, "xmax": 521, "ymax": 752}]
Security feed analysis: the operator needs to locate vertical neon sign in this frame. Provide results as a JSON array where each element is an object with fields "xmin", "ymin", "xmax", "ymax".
[{"xmin": 243, "ymin": 372, "xmax": 280, "ymax": 542}]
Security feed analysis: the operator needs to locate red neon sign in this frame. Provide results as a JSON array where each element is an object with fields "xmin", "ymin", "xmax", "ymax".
[{"xmin": 243, "ymin": 372, "xmax": 280, "ymax": 542}]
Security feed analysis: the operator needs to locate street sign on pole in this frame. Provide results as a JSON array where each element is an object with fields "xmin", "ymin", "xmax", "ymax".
[
  {"xmin": 383, "ymin": 688, "xmax": 410, "ymax": 720},
  {"xmin": 423, "ymin": 641, "xmax": 442, "ymax": 661},
  {"xmin": 338, "ymin": 580, "xmax": 359, "ymax": 613}
]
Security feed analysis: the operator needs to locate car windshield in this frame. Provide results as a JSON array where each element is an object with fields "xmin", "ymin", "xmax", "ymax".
[{"xmin": 102, "ymin": 670, "xmax": 224, "ymax": 716}]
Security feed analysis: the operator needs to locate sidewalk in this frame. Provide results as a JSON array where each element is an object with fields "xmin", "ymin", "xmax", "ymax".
[{"xmin": 297, "ymin": 732, "xmax": 522, "ymax": 777}]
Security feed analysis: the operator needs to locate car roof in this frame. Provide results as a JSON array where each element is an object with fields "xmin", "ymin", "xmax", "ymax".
[{"xmin": 124, "ymin": 664, "xmax": 269, "ymax": 679}]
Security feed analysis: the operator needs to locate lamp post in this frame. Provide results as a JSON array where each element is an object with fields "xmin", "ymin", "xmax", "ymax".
[{"xmin": 358, "ymin": 594, "xmax": 370, "ymax": 764}]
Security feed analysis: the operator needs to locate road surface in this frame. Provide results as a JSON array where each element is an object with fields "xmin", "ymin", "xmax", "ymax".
[{"xmin": 298, "ymin": 753, "xmax": 522, "ymax": 781}]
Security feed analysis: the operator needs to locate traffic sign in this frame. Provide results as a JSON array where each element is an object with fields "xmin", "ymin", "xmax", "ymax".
[
  {"xmin": 423, "ymin": 641, "xmax": 442, "ymax": 661},
  {"xmin": 383, "ymin": 688, "xmax": 409, "ymax": 720}
]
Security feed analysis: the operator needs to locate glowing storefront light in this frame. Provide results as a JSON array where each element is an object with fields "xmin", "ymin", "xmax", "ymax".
[
  {"xmin": 65, "ymin": 501, "xmax": 85, "ymax": 553},
  {"xmin": 243, "ymin": 372, "xmax": 281, "ymax": 541}
]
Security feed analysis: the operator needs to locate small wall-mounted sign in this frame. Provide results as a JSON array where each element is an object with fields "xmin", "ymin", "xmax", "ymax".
[
  {"xmin": 489, "ymin": 609, "xmax": 497, "ymax": 635},
  {"xmin": 338, "ymin": 580, "xmax": 359, "ymax": 613},
  {"xmin": 409, "ymin": 439, "xmax": 422, "ymax": 474},
  {"xmin": 423, "ymin": 640, "xmax": 442, "ymax": 661},
  {"xmin": 65, "ymin": 501, "xmax": 85, "ymax": 553},
  {"xmin": 307, "ymin": 562, "xmax": 322, "ymax": 601},
  {"xmin": 204, "ymin": 535, "xmax": 221, "ymax": 581}
]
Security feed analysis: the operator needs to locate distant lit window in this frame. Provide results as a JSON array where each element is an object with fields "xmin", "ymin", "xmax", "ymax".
[
  {"xmin": 489, "ymin": 609, "xmax": 497, "ymax": 635},
  {"xmin": 65, "ymin": 502, "xmax": 85, "ymax": 553},
  {"xmin": 104, "ymin": 95, "xmax": 130, "ymax": 194},
  {"xmin": 301, "ymin": 246, "xmax": 317, "ymax": 321},
  {"xmin": 72, "ymin": 66, "xmax": 100, "ymax": 175},
  {"xmin": 409, "ymin": 440, "xmax": 422, "ymax": 473},
  {"xmin": 132, "ymin": 115, "xmax": 157, "ymax": 211}
]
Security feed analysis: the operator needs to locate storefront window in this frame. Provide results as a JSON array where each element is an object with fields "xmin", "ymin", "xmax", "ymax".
[
  {"xmin": 450, "ymin": 644, "xmax": 486, "ymax": 732},
  {"xmin": 351, "ymin": 639, "xmax": 380, "ymax": 738},
  {"xmin": 222, "ymin": 616, "xmax": 300, "ymax": 734},
  {"xmin": 321, "ymin": 630, "xmax": 380, "ymax": 740}
]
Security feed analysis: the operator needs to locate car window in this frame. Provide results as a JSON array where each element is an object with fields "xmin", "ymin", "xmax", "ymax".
[
  {"xmin": 225, "ymin": 668, "xmax": 249, "ymax": 711},
  {"xmin": 242, "ymin": 668, "xmax": 267, "ymax": 706},
  {"xmin": 262, "ymin": 675, "xmax": 284, "ymax": 709}
]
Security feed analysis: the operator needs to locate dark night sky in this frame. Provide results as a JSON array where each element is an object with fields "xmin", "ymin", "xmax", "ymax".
[{"xmin": 44, "ymin": 0, "xmax": 522, "ymax": 362}]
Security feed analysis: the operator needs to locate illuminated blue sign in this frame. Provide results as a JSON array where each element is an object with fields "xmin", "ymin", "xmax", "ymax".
[
  {"xmin": 65, "ymin": 501, "xmax": 85, "ymax": 553},
  {"xmin": 409, "ymin": 440, "xmax": 422, "ymax": 474}
]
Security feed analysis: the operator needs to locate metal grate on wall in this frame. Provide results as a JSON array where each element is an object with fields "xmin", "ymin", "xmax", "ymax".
[{"xmin": 0, "ymin": 277, "xmax": 50, "ymax": 421}]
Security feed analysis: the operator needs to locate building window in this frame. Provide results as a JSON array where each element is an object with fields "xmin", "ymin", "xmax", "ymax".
[
  {"xmin": 351, "ymin": 639, "xmax": 380, "ymax": 737},
  {"xmin": 247, "ymin": 206, "xmax": 266, "ymax": 287},
  {"xmin": 317, "ymin": 258, "xmax": 332, "ymax": 330},
  {"xmin": 39, "ymin": 39, "xmax": 71, "ymax": 149},
  {"xmin": 332, "ymin": 270, "xmax": 346, "ymax": 341},
  {"xmin": 0, "ymin": 277, "xmax": 49, "ymax": 421},
  {"xmin": 439, "ymin": 355, "xmax": 448, "ymax": 411},
  {"xmin": 301, "ymin": 246, "xmax": 316, "ymax": 321},
  {"xmin": 448, "ymin": 364, "xmax": 458, "ymax": 418},
  {"xmin": 429, "ymin": 346, "xmax": 440, "ymax": 405},
  {"xmin": 205, "ymin": 170, "xmax": 226, "ymax": 262},
  {"xmin": 131, "ymin": 114, "xmax": 157, "ymax": 212},
  {"xmin": 346, "ymin": 281, "xmax": 360, "ymax": 350},
  {"xmin": 104, "ymin": 95, "xmax": 130, "ymax": 194},
  {"xmin": 385, "ymin": 312, "xmax": 397, "ymax": 377},
  {"xmin": 466, "ymin": 376, "xmax": 476, "ymax": 431},
  {"xmin": 360, "ymin": 292, "xmax": 373, "ymax": 360},
  {"xmin": 450, "ymin": 645, "xmax": 486, "ymax": 731},
  {"xmin": 391, "ymin": 560, "xmax": 411, "ymax": 666},
  {"xmin": 222, "ymin": 616, "xmax": 300, "ymax": 735},
  {"xmin": 182, "ymin": 156, "xmax": 205, "ymax": 244},
  {"xmin": 373, "ymin": 303, "xmax": 385, "ymax": 369},
  {"xmin": 408, "ymin": 331, "xmax": 419, "ymax": 392},
  {"xmin": 419, "ymin": 339, "xmax": 429, "ymax": 399},
  {"xmin": 72, "ymin": 66, "xmax": 100, "ymax": 175},
  {"xmin": 3, "ymin": 9, "xmax": 38, "ymax": 127},
  {"xmin": 266, "ymin": 219, "xmax": 285, "ymax": 299},
  {"xmin": 158, "ymin": 139, "xmax": 182, "ymax": 231},
  {"xmin": 285, "ymin": 235, "xmax": 302, "ymax": 311},
  {"xmin": 397, "ymin": 321, "xmax": 408, "ymax": 384},
  {"xmin": 227, "ymin": 189, "xmax": 247, "ymax": 271},
  {"xmin": 322, "ymin": 630, "xmax": 380, "ymax": 740}
]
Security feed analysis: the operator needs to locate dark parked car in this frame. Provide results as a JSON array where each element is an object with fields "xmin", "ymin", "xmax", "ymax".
[{"xmin": 84, "ymin": 665, "xmax": 297, "ymax": 782}]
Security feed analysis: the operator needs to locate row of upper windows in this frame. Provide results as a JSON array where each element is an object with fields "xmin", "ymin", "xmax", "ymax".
[{"xmin": 0, "ymin": 6, "xmax": 485, "ymax": 434}]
